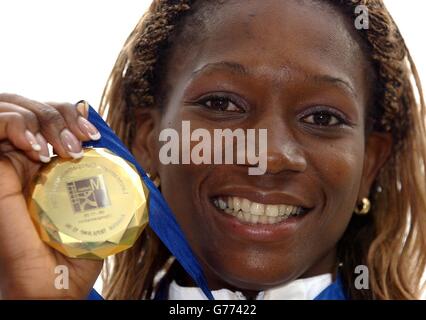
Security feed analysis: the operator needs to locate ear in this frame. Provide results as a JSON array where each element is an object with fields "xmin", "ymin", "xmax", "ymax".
[
  {"xmin": 358, "ymin": 131, "xmax": 393, "ymax": 199},
  {"xmin": 131, "ymin": 108, "xmax": 160, "ymax": 178}
]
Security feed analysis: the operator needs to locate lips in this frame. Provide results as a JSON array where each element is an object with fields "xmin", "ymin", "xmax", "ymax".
[{"xmin": 204, "ymin": 184, "xmax": 316, "ymax": 241}]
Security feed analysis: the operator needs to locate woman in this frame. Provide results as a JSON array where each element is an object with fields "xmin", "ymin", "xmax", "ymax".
[{"xmin": 0, "ymin": 0, "xmax": 425, "ymax": 300}]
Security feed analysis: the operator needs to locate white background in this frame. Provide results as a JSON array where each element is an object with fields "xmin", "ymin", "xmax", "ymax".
[{"xmin": 1, "ymin": 0, "xmax": 425, "ymax": 297}]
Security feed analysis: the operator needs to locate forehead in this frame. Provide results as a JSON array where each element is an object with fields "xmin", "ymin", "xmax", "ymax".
[{"xmin": 166, "ymin": 0, "xmax": 370, "ymax": 105}]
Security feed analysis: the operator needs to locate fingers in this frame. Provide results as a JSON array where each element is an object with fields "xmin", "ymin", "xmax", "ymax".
[
  {"xmin": 6, "ymin": 95, "xmax": 82, "ymax": 159},
  {"xmin": 48, "ymin": 101, "xmax": 100, "ymax": 141},
  {"xmin": 35, "ymin": 132, "xmax": 51, "ymax": 163},
  {"xmin": 0, "ymin": 104, "xmax": 38, "ymax": 153},
  {"xmin": 0, "ymin": 94, "xmax": 101, "ymax": 161},
  {"xmin": 0, "ymin": 112, "xmax": 44, "ymax": 163},
  {"xmin": 0, "ymin": 102, "xmax": 51, "ymax": 163}
]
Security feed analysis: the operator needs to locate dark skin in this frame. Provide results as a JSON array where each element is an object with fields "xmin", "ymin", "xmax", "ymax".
[{"xmin": 132, "ymin": 0, "xmax": 392, "ymax": 295}]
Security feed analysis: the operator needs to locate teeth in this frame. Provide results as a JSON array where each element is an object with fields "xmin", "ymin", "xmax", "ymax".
[
  {"xmin": 243, "ymin": 212, "xmax": 251, "ymax": 222},
  {"xmin": 241, "ymin": 198, "xmax": 251, "ymax": 212},
  {"xmin": 265, "ymin": 204, "xmax": 279, "ymax": 217},
  {"xmin": 228, "ymin": 197, "xmax": 234, "ymax": 210},
  {"xmin": 233, "ymin": 197, "xmax": 241, "ymax": 212},
  {"xmin": 218, "ymin": 198, "xmax": 227, "ymax": 210},
  {"xmin": 290, "ymin": 207, "xmax": 299, "ymax": 215},
  {"xmin": 213, "ymin": 196, "xmax": 306, "ymax": 225},
  {"xmin": 250, "ymin": 215, "xmax": 259, "ymax": 224},
  {"xmin": 250, "ymin": 202, "xmax": 264, "ymax": 215},
  {"xmin": 224, "ymin": 208, "xmax": 233, "ymax": 214},
  {"xmin": 259, "ymin": 215, "xmax": 268, "ymax": 224},
  {"xmin": 285, "ymin": 206, "xmax": 292, "ymax": 215},
  {"xmin": 214, "ymin": 199, "xmax": 219, "ymax": 208},
  {"xmin": 267, "ymin": 216, "xmax": 276, "ymax": 224}
]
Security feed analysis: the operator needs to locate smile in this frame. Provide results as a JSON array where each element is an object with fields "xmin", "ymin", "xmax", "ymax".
[{"xmin": 212, "ymin": 196, "xmax": 308, "ymax": 225}]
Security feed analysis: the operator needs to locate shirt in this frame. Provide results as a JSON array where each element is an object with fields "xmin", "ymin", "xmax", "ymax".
[{"xmin": 168, "ymin": 273, "xmax": 333, "ymax": 300}]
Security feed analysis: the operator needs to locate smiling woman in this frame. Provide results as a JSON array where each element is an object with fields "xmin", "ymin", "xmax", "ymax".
[
  {"xmin": 0, "ymin": 0, "xmax": 425, "ymax": 301},
  {"xmin": 100, "ymin": 0, "xmax": 426, "ymax": 300}
]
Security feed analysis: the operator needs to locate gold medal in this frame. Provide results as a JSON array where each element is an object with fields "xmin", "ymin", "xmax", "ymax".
[{"xmin": 27, "ymin": 148, "xmax": 149, "ymax": 259}]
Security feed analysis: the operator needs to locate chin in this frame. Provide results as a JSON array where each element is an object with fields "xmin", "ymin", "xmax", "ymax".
[{"xmin": 201, "ymin": 249, "xmax": 304, "ymax": 291}]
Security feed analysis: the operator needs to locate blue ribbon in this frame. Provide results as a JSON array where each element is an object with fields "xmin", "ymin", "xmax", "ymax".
[
  {"xmin": 81, "ymin": 104, "xmax": 214, "ymax": 300},
  {"xmin": 314, "ymin": 274, "xmax": 348, "ymax": 300}
]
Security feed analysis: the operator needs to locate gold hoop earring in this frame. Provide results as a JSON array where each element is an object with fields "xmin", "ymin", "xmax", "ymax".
[
  {"xmin": 354, "ymin": 198, "xmax": 371, "ymax": 215},
  {"xmin": 153, "ymin": 176, "xmax": 161, "ymax": 188},
  {"xmin": 147, "ymin": 173, "xmax": 161, "ymax": 188}
]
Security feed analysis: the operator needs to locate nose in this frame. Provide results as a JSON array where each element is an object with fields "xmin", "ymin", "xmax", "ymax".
[{"xmin": 258, "ymin": 117, "xmax": 307, "ymax": 175}]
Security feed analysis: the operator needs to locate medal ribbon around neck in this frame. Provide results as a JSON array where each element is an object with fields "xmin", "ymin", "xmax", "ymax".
[{"xmin": 80, "ymin": 102, "xmax": 214, "ymax": 300}]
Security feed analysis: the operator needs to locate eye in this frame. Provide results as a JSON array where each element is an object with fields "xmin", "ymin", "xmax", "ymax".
[
  {"xmin": 196, "ymin": 94, "xmax": 244, "ymax": 113},
  {"xmin": 301, "ymin": 109, "xmax": 348, "ymax": 127}
]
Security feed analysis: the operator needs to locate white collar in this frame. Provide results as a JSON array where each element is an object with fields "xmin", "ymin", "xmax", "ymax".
[{"xmin": 168, "ymin": 273, "xmax": 333, "ymax": 300}]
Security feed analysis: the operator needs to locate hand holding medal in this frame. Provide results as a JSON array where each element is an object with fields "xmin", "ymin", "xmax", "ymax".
[
  {"xmin": 0, "ymin": 96, "xmax": 104, "ymax": 299},
  {"xmin": 0, "ymin": 96, "xmax": 212, "ymax": 299},
  {"xmin": 27, "ymin": 100, "xmax": 150, "ymax": 259}
]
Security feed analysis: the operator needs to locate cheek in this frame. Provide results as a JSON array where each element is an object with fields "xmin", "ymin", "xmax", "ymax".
[
  {"xmin": 318, "ymin": 144, "xmax": 363, "ymax": 192},
  {"xmin": 159, "ymin": 164, "xmax": 205, "ymax": 223},
  {"xmin": 311, "ymin": 139, "xmax": 365, "ymax": 230},
  {"xmin": 155, "ymin": 117, "xmax": 215, "ymax": 247}
]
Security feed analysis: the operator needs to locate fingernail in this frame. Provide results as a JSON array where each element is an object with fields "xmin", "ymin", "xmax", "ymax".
[
  {"xmin": 60, "ymin": 129, "xmax": 83, "ymax": 159},
  {"xmin": 76, "ymin": 100, "xmax": 89, "ymax": 118},
  {"xmin": 78, "ymin": 116, "xmax": 101, "ymax": 140},
  {"xmin": 35, "ymin": 133, "xmax": 51, "ymax": 163},
  {"xmin": 25, "ymin": 130, "xmax": 41, "ymax": 151},
  {"xmin": 39, "ymin": 154, "xmax": 51, "ymax": 163}
]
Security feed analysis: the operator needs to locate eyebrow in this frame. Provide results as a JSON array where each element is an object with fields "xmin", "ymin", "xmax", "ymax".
[
  {"xmin": 309, "ymin": 74, "xmax": 357, "ymax": 98},
  {"xmin": 191, "ymin": 61, "xmax": 357, "ymax": 98},
  {"xmin": 191, "ymin": 61, "xmax": 249, "ymax": 78}
]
